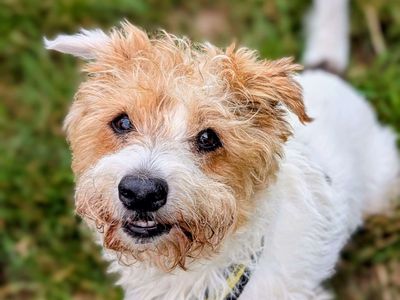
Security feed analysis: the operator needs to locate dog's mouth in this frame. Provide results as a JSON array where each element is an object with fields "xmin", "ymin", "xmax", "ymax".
[{"xmin": 122, "ymin": 214, "xmax": 172, "ymax": 240}]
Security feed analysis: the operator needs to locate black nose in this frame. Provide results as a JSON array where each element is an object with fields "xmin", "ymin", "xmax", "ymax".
[{"xmin": 118, "ymin": 176, "xmax": 168, "ymax": 212}]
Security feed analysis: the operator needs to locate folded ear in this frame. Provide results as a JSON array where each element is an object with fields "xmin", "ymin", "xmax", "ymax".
[
  {"xmin": 44, "ymin": 29, "xmax": 110, "ymax": 59},
  {"xmin": 222, "ymin": 44, "xmax": 312, "ymax": 124}
]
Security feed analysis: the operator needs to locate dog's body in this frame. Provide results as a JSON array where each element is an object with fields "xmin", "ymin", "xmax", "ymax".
[{"xmin": 45, "ymin": 0, "xmax": 399, "ymax": 299}]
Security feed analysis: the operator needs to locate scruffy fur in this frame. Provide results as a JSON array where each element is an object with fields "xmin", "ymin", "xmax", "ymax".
[{"xmin": 45, "ymin": 2, "xmax": 400, "ymax": 299}]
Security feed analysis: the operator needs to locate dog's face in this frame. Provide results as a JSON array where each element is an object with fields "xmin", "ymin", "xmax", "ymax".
[{"xmin": 46, "ymin": 22, "xmax": 310, "ymax": 270}]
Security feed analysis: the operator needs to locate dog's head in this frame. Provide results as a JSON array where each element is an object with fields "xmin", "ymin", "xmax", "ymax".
[{"xmin": 46, "ymin": 22, "xmax": 310, "ymax": 270}]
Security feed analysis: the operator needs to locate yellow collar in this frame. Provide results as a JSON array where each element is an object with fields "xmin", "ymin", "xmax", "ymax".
[{"xmin": 206, "ymin": 238, "xmax": 264, "ymax": 300}]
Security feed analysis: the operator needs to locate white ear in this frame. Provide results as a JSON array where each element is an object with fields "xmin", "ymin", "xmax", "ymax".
[{"xmin": 44, "ymin": 29, "xmax": 110, "ymax": 59}]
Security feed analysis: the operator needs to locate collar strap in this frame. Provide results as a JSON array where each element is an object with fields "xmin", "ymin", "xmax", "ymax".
[
  {"xmin": 221, "ymin": 263, "xmax": 251, "ymax": 300},
  {"xmin": 205, "ymin": 263, "xmax": 250, "ymax": 300},
  {"xmin": 206, "ymin": 238, "xmax": 264, "ymax": 300}
]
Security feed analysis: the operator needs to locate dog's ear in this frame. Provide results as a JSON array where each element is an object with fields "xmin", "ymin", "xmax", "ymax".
[
  {"xmin": 44, "ymin": 21, "xmax": 150, "ymax": 61},
  {"xmin": 221, "ymin": 44, "xmax": 312, "ymax": 124},
  {"xmin": 44, "ymin": 29, "xmax": 111, "ymax": 60}
]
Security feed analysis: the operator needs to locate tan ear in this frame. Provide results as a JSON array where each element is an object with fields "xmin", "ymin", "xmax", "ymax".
[{"xmin": 222, "ymin": 44, "xmax": 312, "ymax": 124}]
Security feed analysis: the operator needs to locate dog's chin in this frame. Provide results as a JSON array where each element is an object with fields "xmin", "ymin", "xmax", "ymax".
[
  {"xmin": 100, "ymin": 210, "xmax": 232, "ymax": 270},
  {"xmin": 122, "ymin": 214, "xmax": 173, "ymax": 244}
]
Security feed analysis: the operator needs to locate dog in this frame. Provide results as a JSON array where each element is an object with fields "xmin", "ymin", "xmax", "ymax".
[{"xmin": 45, "ymin": 0, "xmax": 399, "ymax": 298}]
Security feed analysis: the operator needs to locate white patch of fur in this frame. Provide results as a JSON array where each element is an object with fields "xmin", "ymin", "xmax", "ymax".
[
  {"xmin": 303, "ymin": 0, "xmax": 349, "ymax": 73},
  {"xmin": 44, "ymin": 29, "xmax": 110, "ymax": 59}
]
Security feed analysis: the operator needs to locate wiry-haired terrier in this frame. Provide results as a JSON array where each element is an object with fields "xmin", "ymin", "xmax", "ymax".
[{"xmin": 45, "ymin": 0, "xmax": 399, "ymax": 299}]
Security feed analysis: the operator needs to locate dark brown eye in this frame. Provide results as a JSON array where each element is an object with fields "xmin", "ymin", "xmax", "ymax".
[
  {"xmin": 196, "ymin": 128, "xmax": 222, "ymax": 152},
  {"xmin": 111, "ymin": 114, "xmax": 134, "ymax": 134}
]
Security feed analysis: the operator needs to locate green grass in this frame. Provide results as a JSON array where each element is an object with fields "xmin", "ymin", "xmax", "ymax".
[{"xmin": 1, "ymin": 0, "xmax": 399, "ymax": 299}]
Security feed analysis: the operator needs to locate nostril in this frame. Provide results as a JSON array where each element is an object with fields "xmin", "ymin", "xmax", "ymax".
[
  {"xmin": 118, "ymin": 176, "xmax": 168, "ymax": 212},
  {"xmin": 118, "ymin": 176, "xmax": 138, "ymax": 198},
  {"xmin": 119, "ymin": 187, "xmax": 134, "ymax": 199},
  {"xmin": 153, "ymin": 179, "xmax": 168, "ymax": 198}
]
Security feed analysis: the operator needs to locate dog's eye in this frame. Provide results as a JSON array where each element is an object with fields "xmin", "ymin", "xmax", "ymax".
[
  {"xmin": 196, "ymin": 128, "xmax": 222, "ymax": 152},
  {"xmin": 111, "ymin": 114, "xmax": 134, "ymax": 134}
]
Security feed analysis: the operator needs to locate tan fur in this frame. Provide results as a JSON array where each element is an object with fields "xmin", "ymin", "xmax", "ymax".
[{"xmin": 65, "ymin": 22, "xmax": 311, "ymax": 270}]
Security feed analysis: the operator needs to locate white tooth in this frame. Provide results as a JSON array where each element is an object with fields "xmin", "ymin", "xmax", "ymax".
[
  {"xmin": 147, "ymin": 221, "xmax": 156, "ymax": 227},
  {"xmin": 134, "ymin": 220, "xmax": 148, "ymax": 227}
]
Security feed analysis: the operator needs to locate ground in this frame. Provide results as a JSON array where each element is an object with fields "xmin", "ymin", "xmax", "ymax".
[{"xmin": 1, "ymin": 0, "xmax": 399, "ymax": 299}]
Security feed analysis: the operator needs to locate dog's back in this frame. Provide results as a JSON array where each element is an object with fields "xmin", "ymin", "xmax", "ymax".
[
  {"xmin": 300, "ymin": 0, "xmax": 400, "ymax": 217},
  {"xmin": 295, "ymin": 71, "xmax": 399, "ymax": 218}
]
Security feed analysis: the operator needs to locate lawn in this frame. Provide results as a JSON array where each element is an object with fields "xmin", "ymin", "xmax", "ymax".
[{"xmin": 1, "ymin": 0, "xmax": 399, "ymax": 299}]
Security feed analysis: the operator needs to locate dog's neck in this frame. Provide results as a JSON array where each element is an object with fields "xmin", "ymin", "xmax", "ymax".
[{"xmin": 102, "ymin": 190, "xmax": 270, "ymax": 300}]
